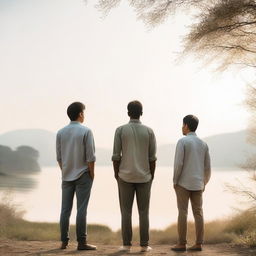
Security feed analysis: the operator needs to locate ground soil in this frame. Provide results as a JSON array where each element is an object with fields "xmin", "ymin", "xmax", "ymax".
[{"xmin": 1, "ymin": 240, "xmax": 256, "ymax": 256}]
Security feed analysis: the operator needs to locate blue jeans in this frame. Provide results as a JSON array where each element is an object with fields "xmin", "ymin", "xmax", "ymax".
[{"xmin": 60, "ymin": 171, "xmax": 93, "ymax": 243}]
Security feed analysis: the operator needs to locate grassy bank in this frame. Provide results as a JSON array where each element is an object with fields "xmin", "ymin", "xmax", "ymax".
[{"xmin": 1, "ymin": 201, "xmax": 256, "ymax": 247}]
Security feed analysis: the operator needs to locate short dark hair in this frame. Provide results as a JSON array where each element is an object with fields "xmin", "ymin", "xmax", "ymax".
[
  {"xmin": 183, "ymin": 115, "xmax": 199, "ymax": 132},
  {"xmin": 67, "ymin": 102, "xmax": 85, "ymax": 121},
  {"xmin": 127, "ymin": 100, "xmax": 143, "ymax": 119}
]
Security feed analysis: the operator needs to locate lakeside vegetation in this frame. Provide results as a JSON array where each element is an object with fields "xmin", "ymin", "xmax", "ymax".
[
  {"xmin": 0, "ymin": 145, "xmax": 40, "ymax": 175},
  {"xmin": 1, "ymin": 201, "xmax": 256, "ymax": 247}
]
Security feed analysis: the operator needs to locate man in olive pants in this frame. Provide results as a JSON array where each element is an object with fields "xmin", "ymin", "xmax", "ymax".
[{"xmin": 112, "ymin": 100, "xmax": 157, "ymax": 253}]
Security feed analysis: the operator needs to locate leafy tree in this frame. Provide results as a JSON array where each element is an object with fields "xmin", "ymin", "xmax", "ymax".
[{"xmin": 97, "ymin": 0, "xmax": 256, "ymax": 70}]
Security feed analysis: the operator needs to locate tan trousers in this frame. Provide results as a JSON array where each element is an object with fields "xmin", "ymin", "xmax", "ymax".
[{"xmin": 175, "ymin": 185, "xmax": 204, "ymax": 245}]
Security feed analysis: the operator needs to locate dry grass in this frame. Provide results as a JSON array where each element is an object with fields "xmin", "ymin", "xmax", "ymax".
[{"xmin": 1, "ymin": 200, "xmax": 256, "ymax": 246}]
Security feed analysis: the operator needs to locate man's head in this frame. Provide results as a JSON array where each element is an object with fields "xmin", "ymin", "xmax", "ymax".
[
  {"xmin": 67, "ymin": 102, "xmax": 85, "ymax": 123},
  {"xmin": 182, "ymin": 115, "xmax": 199, "ymax": 135},
  {"xmin": 127, "ymin": 100, "xmax": 143, "ymax": 119}
]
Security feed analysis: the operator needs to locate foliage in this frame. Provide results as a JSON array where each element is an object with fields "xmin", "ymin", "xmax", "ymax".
[
  {"xmin": 0, "ymin": 145, "xmax": 40, "ymax": 174},
  {"xmin": 97, "ymin": 0, "xmax": 205, "ymax": 25},
  {"xmin": 97, "ymin": 0, "xmax": 256, "ymax": 70}
]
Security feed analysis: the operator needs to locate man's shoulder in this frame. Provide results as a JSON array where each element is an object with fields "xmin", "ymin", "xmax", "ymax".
[
  {"xmin": 176, "ymin": 136, "xmax": 194, "ymax": 145},
  {"xmin": 117, "ymin": 123, "xmax": 154, "ymax": 132},
  {"xmin": 177, "ymin": 136, "xmax": 186, "ymax": 143},
  {"xmin": 141, "ymin": 124, "xmax": 155, "ymax": 134},
  {"xmin": 57, "ymin": 124, "xmax": 92, "ymax": 135},
  {"xmin": 181, "ymin": 135, "xmax": 208, "ymax": 148},
  {"xmin": 115, "ymin": 124, "xmax": 126, "ymax": 131},
  {"xmin": 57, "ymin": 125, "xmax": 68, "ymax": 135}
]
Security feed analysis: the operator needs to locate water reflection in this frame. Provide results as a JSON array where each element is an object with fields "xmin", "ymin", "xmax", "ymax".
[{"xmin": 0, "ymin": 173, "xmax": 38, "ymax": 191}]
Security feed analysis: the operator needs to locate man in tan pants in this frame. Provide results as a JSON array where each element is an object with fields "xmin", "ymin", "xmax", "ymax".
[{"xmin": 172, "ymin": 115, "xmax": 211, "ymax": 252}]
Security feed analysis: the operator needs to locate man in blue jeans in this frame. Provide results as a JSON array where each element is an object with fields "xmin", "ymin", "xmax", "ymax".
[{"xmin": 56, "ymin": 102, "xmax": 96, "ymax": 250}]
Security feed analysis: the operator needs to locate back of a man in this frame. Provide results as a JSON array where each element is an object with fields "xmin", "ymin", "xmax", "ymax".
[
  {"xmin": 172, "ymin": 115, "xmax": 211, "ymax": 252},
  {"xmin": 57, "ymin": 122, "xmax": 94, "ymax": 181},
  {"xmin": 112, "ymin": 100, "xmax": 157, "ymax": 253},
  {"xmin": 114, "ymin": 121, "xmax": 155, "ymax": 183},
  {"xmin": 56, "ymin": 102, "xmax": 96, "ymax": 251},
  {"xmin": 176, "ymin": 134, "xmax": 208, "ymax": 191}
]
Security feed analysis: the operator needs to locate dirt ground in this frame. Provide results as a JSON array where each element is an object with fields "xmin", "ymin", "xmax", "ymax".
[{"xmin": 1, "ymin": 240, "xmax": 256, "ymax": 256}]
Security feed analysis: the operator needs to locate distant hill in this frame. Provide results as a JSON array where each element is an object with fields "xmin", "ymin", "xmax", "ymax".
[
  {"xmin": 159, "ymin": 131, "xmax": 256, "ymax": 167},
  {"xmin": 0, "ymin": 129, "xmax": 255, "ymax": 167},
  {"xmin": 204, "ymin": 130, "xmax": 256, "ymax": 167}
]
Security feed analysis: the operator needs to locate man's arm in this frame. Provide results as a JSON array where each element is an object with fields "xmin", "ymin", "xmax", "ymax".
[
  {"xmin": 113, "ymin": 160, "xmax": 120, "ymax": 180},
  {"xmin": 173, "ymin": 140, "xmax": 184, "ymax": 188},
  {"xmin": 149, "ymin": 129, "xmax": 157, "ymax": 180},
  {"xmin": 204, "ymin": 144, "xmax": 211, "ymax": 186},
  {"xmin": 56, "ymin": 132, "xmax": 62, "ymax": 171},
  {"xmin": 149, "ymin": 161, "xmax": 156, "ymax": 180},
  {"xmin": 84, "ymin": 129, "xmax": 96, "ymax": 180},
  {"xmin": 112, "ymin": 128, "xmax": 122, "ymax": 180}
]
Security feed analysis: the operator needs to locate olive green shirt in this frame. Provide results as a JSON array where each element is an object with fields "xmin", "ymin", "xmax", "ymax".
[{"xmin": 112, "ymin": 119, "xmax": 157, "ymax": 183}]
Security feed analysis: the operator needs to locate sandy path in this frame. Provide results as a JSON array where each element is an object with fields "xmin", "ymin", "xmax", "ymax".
[{"xmin": 1, "ymin": 240, "xmax": 256, "ymax": 256}]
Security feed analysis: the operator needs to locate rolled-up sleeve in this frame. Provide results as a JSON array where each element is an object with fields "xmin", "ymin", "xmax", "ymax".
[
  {"xmin": 173, "ymin": 139, "xmax": 184, "ymax": 185},
  {"xmin": 204, "ymin": 144, "xmax": 211, "ymax": 184},
  {"xmin": 149, "ymin": 129, "xmax": 157, "ymax": 162},
  {"xmin": 84, "ymin": 129, "xmax": 96, "ymax": 162},
  {"xmin": 112, "ymin": 127, "xmax": 122, "ymax": 161},
  {"xmin": 56, "ymin": 132, "xmax": 62, "ymax": 163}
]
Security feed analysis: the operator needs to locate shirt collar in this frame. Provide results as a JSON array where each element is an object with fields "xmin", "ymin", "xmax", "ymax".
[
  {"xmin": 70, "ymin": 121, "xmax": 81, "ymax": 125},
  {"xmin": 187, "ymin": 132, "xmax": 197, "ymax": 136},
  {"xmin": 129, "ymin": 119, "xmax": 141, "ymax": 124}
]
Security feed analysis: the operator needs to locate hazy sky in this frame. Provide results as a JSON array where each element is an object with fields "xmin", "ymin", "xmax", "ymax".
[{"xmin": 0, "ymin": 0, "xmax": 252, "ymax": 148}]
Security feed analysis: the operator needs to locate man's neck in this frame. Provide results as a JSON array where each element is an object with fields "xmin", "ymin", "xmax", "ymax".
[{"xmin": 71, "ymin": 119, "xmax": 82, "ymax": 123}]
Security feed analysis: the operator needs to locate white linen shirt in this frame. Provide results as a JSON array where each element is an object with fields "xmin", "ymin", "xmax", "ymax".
[
  {"xmin": 173, "ymin": 132, "xmax": 211, "ymax": 191},
  {"xmin": 56, "ymin": 121, "xmax": 96, "ymax": 181}
]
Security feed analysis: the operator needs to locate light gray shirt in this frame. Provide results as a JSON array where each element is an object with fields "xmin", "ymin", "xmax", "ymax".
[
  {"xmin": 112, "ymin": 119, "xmax": 157, "ymax": 183},
  {"xmin": 56, "ymin": 121, "xmax": 96, "ymax": 181},
  {"xmin": 173, "ymin": 132, "xmax": 211, "ymax": 191}
]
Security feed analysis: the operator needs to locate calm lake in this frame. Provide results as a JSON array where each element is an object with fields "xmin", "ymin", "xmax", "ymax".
[{"xmin": 0, "ymin": 166, "xmax": 253, "ymax": 231}]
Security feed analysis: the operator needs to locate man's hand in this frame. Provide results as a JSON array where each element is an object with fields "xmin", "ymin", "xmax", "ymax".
[
  {"xmin": 89, "ymin": 171, "xmax": 94, "ymax": 180},
  {"xmin": 149, "ymin": 161, "xmax": 156, "ymax": 182},
  {"xmin": 88, "ymin": 161, "xmax": 95, "ymax": 180},
  {"xmin": 58, "ymin": 162, "xmax": 62, "ymax": 171},
  {"xmin": 113, "ymin": 160, "xmax": 120, "ymax": 181}
]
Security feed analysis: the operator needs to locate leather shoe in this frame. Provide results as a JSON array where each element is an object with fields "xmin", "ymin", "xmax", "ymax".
[
  {"xmin": 188, "ymin": 244, "xmax": 202, "ymax": 251},
  {"xmin": 171, "ymin": 244, "xmax": 186, "ymax": 251},
  {"xmin": 77, "ymin": 243, "xmax": 97, "ymax": 250},
  {"xmin": 60, "ymin": 241, "xmax": 68, "ymax": 249}
]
